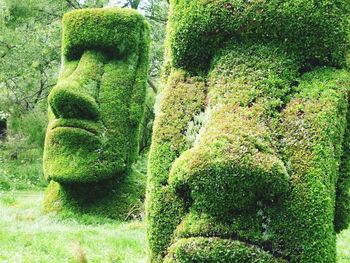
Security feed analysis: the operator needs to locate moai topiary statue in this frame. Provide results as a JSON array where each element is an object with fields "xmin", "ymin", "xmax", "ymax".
[
  {"xmin": 146, "ymin": 1, "xmax": 350, "ymax": 262},
  {"xmin": 43, "ymin": 8, "xmax": 150, "ymax": 219}
]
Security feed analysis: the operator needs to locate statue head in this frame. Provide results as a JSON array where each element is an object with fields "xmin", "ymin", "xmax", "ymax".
[
  {"xmin": 44, "ymin": 8, "xmax": 149, "ymax": 184},
  {"xmin": 147, "ymin": 1, "xmax": 350, "ymax": 262},
  {"xmin": 167, "ymin": 0, "xmax": 350, "ymax": 73}
]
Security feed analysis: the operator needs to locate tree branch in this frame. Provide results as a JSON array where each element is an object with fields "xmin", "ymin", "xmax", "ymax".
[
  {"xmin": 65, "ymin": 0, "xmax": 80, "ymax": 9},
  {"xmin": 145, "ymin": 15, "xmax": 167, "ymax": 24},
  {"xmin": 0, "ymin": 40, "xmax": 16, "ymax": 50},
  {"xmin": 148, "ymin": 78, "xmax": 158, "ymax": 93},
  {"xmin": 130, "ymin": 0, "xmax": 141, "ymax": 9},
  {"xmin": 33, "ymin": 8, "xmax": 62, "ymax": 18}
]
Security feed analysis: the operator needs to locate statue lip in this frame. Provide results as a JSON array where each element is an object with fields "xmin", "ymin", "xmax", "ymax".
[
  {"xmin": 174, "ymin": 219, "xmax": 278, "ymax": 258},
  {"xmin": 49, "ymin": 118, "xmax": 102, "ymax": 136}
]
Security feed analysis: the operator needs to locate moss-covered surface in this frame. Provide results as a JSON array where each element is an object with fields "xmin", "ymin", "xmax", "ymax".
[
  {"xmin": 167, "ymin": 0, "xmax": 350, "ymax": 73},
  {"xmin": 147, "ymin": 1, "xmax": 350, "ymax": 262},
  {"xmin": 43, "ymin": 8, "xmax": 150, "ymax": 219},
  {"xmin": 164, "ymin": 237, "xmax": 286, "ymax": 263},
  {"xmin": 62, "ymin": 8, "xmax": 147, "ymax": 61},
  {"xmin": 146, "ymin": 70, "xmax": 207, "ymax": 261},
  {"xmin": 269, "ymin": 68, "xmax": 350, "ymax": 262},
  {"xmin": 43, "ymin": 165, "xmax": 146, "ymax": 219}
]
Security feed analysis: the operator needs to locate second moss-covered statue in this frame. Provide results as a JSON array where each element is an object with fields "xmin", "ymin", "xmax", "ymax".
[
  {"xmin": 43, "ymin": 8, "xmax": 149, "ymax": 219},
  {"xmin": 146, "ymin": 1, "xmax": 350, "ymax": 262}
]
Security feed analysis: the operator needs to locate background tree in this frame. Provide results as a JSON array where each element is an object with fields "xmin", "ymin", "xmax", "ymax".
[{"xmin": 0, "ymin": 0, "xmax": 168, "ymax": 139}]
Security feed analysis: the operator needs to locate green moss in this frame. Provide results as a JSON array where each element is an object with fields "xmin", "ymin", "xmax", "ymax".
[
  {"xmin": 148, "ymin": 70, "xmax": 207, "ymax": 185},
  {"xmin": 43, "ymin": 8, "xmax": 150, "ymax": 219},
  {"xmin": 148, "ymin": 1, "xmax": 350, "ymax": 261},
  {"xmin": 174, "ymin": 211, "xmax": 266, "ymax": 246},
  {"xmin": 164, "ymin": 237, "xmax": 286, "ymax": 263},
  {"xmin": 147, "ymin": 41, "xmax": 350, "ymax": 262},
  {"xmin": 146, "ymin": 70, "xmax": 207, "ymax": 260},
  {"xmin": 270, "ymin": 68, "xmax": 350, "ymax": 262},
  {"xmin": 146, "ymin": 186, "xmax": 186, "ymax": 262},
  {"xmin": 336, "ymin": 108, "xmax": 350, "ymax": 232},
  {"xmin": 167, "ymin": 0, "xmax": 350, "ymax": 73},
  {"xmin": 42, "ymin": 164, "xmax": 147, "ymax": 219},
  {"xmin": 62, "ymin": 8, "xmax": 147, "ymax": 60},
  {"xmin": 49, "ymin": 51, "xmax": 105, "ymax": 121},
  {"xmin": 148, "ymin": 43, "xmax": 300, "ymax": 262}
]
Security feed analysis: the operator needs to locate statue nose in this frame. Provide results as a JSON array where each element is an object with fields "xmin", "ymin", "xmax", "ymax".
[
  {"xmin": 48, "ymin": 50, "xmax": 106, "ymax": 120},
  {"xmin": 168, "ymin": 146, "xmax": 254, "ymax": 218},
  {"xmin": 49, "ymin": 84, "xmax": 99, "ymax": 120},
  {"xmin": 169, "ymin": 138, "xmax": 289, "ymax": 218}
]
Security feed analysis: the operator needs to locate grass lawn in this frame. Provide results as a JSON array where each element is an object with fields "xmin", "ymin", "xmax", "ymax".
[
  {"xmin": 0, "ymin": 191, "xmax": 349, "ymax": 262},
  {"xmin": 0, "ymin": 191, "xmax": 146, "ymax": 263},
  {"xmin": 338, "ymin": 227, "xmax": 350, "ymax": 262}
]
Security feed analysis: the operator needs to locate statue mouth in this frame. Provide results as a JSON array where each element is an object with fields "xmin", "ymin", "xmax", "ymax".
[
  {"xmin": 172, "ymin": 214, "xmax": 281, "ymax": 261},
  {"xmin": 49, "ymin": 118, "xmax": 101, "ymax": 136},
  {"xmin": 44, "ymin": 117, "xmax": 107, "ymax": 183}
]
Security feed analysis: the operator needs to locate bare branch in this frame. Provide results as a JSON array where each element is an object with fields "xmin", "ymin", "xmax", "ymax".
[
  {"xmin": 33, "ymin": 8, "xmax": 62, "ymax": 18},
  {"xmin": 148, "ymin": 78, "xmax": 158, "ymax": 93},
  {"xmin": 145, "ymin": 15, "xmax": 167, "ymax": 24},
  {"xmin": 121, "ymin": 2, "xmax": 129, "ymax": 8},
  {"xmin": 0, "ymin": 40, "xmax": 17, "ymax": 50},
  {"xmin": 65, "ymin": 0, "xmax": 80, "ymax": 9}
]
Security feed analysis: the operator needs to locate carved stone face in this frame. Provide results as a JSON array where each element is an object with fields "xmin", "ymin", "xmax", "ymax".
[
  {"xmin": 43, "ymin": 8, "xmax": 149, "ymax": 184},
  {"xmin": 147, "ymin": 1, "xmax": 350, "ymax": 262}
]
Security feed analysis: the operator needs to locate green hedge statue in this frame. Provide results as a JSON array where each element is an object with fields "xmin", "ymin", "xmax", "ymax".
[
  {"xmin": 43, "ymin": 8, "xmax": 150, "ymax": 219},
  {"xmin": 146, "ymin": 1, "xmax": 350, "ymax": 262}
]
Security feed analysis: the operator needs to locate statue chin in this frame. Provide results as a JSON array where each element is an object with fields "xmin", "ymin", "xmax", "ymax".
[{"xmin": 43, "ymin": 126, "xmax": 123, "ymax": 184}]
